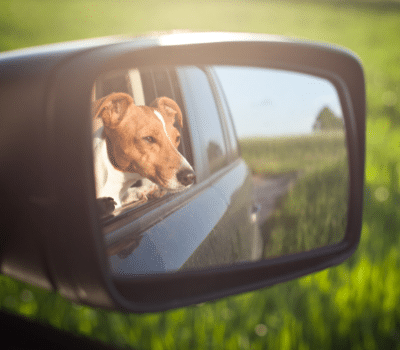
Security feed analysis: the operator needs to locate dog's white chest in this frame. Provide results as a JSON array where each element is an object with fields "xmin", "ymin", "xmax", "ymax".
[{"xmin": 94, "ymin": 131, "xmax": 142, "ymax": 208}]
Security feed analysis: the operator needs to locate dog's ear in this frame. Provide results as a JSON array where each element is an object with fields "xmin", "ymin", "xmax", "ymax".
[
  {"xmin": 93, "ymin": 92, "xmax": 134, "ymax": 129},
  {"xmin": 151, "ymin": 97, "xmax": 183, "ymax": 128}
]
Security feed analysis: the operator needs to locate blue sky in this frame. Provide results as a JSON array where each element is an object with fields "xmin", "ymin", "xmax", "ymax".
[{"xmin": 214, "ymin": 66, "xmax": 343, "ymax": 138}]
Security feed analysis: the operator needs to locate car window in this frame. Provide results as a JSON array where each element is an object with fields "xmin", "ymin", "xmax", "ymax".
[
  {"xmin": 93, "ymin": 67, "xmax": 195, "ymax": 221},
  {"xmin": 176, "ymin": 66, "xmax": 228, "ymax": 176}
]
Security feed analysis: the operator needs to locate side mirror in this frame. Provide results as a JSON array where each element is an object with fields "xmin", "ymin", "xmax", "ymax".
[{"xmin": 0, "ymin": 32, "xmax": 364, "ymax": 312}]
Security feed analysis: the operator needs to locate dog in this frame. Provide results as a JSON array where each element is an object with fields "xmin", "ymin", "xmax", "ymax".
[{"xmin": 93, "ymin": 92, "xmax": 195, "ymax": 216}]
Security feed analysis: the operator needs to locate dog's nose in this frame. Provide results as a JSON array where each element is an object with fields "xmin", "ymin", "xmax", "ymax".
[{"xmin": 177, "ymin": 169, "xmax": 196, "ymax": 186}]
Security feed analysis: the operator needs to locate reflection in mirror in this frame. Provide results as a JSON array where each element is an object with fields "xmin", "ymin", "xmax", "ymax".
[
  {"xmin": 214, "ymin": 66, "xmax": 348, "ymax": 259},
  {"xmin": 91, "ymin": 65, "xmax": 348, "ymax": 275}
]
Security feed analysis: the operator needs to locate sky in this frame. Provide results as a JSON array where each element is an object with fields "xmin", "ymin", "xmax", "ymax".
[{"xmin": 214, "ymin": 66, "xmax": 343, "ymax": 138}]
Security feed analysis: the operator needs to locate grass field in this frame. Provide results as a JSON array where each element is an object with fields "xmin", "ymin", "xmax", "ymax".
[
  {"xmin": 240, "ymin": 131, "xmax": 347, "ymax": 176},
  {"xmin": 264, "ymin": 159, "xmax": 348, "ymax": 257},
  {"xmin": 1, "ymin": 0, "xmax": 400, "ymax": 349},
  {"xmin": 240, "ymin": 133, "xmax": 348, "ymax": 258}
]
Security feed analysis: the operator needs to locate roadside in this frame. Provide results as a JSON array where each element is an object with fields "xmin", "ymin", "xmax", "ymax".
[{"xmin": 252, "ymin": 172, "xmax": 298, "ymax": 226}]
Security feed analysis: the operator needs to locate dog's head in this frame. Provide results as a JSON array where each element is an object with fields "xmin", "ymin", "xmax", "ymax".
[{"xmin": 93, "ymin": 92, "xmax": 195, "ymax": 191}]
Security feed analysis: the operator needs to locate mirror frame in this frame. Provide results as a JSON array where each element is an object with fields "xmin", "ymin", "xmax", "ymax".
[{"xmin": 2, "ymin": 33, "xmax": 365, "ymax": 312}]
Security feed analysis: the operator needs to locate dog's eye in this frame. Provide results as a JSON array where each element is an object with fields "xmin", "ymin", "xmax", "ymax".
[{"xmin": 143, "ymin": 136, "xmax": 156, "ymax": 143}]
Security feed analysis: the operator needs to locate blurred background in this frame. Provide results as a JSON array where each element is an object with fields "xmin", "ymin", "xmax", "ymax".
[{"xmin": 1, "ymin": 0, "xmax": 400, "ymax": 348}]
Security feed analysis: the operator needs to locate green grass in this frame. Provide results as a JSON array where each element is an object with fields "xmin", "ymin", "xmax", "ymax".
[
  {"xmin": 240, "ymin": 131, "xmax": 347, "ymax": 176},
  {"xmin": 264, "ymin": 159, "xmax": 348, "ymax": 258},
  {"xmin": 240, "ymin": 133, "xmax": 348, "ymax": 258},
  {"xmin": 1, "ymin": 1, "xmax": 400, "ymax": 349}
]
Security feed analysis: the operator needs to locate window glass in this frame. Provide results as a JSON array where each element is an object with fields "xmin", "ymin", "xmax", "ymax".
[
  {"xmin": 177, "ymin": 67, "xmax": 227, "ymax": 175},
  {"xmin": 208, "ymin": 67, "xmax": 240, "ymax": 160}
]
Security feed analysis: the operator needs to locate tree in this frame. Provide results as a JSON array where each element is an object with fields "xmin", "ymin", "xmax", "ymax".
[{"xmin": 313, "ymin": 106, "xmax": 344, "ymax": 131}]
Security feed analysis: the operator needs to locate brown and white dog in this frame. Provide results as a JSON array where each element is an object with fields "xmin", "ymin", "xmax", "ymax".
[{"xmin": 93, "ymin": 92, "xmax": 195, "ymax": 215}]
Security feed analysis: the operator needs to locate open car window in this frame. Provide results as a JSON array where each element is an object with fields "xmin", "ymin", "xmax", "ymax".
[{"xmin": 93, "ymin": 67, "xmax": 197, "ymax": 221}]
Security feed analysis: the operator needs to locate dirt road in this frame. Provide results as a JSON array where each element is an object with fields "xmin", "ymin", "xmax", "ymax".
[{"xmin": 252, "ymin": 173, "xmax": 297, "ymax": 225}]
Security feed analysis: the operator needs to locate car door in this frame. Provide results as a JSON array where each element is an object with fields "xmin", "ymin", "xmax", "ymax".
[{"xmin": 176, "ymin": 65, "xmax": 262, "ymax": 270}]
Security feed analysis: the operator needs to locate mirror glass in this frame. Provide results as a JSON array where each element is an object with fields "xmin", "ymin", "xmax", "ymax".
[
  {"xmin": 214, "ymin": 67, "xmax": 348, "ymax": 259},
  {"xmin": 92, "ymin": 65, "xmax": 348, "ymax": 275}
]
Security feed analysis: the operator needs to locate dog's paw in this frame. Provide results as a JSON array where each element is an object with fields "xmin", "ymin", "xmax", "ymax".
[
  {"xmin": 146, "ymin": 187, "xmax": 167, "ymax": 199},
  {"xmin": 97, "ymin": 197, "xmax": 116, "ymax": 217}
]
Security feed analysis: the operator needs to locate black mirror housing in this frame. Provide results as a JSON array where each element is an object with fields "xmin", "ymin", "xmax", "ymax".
[{"xmin": 0, "ymin": 33, "xmax": 365, "ymax": 312}]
